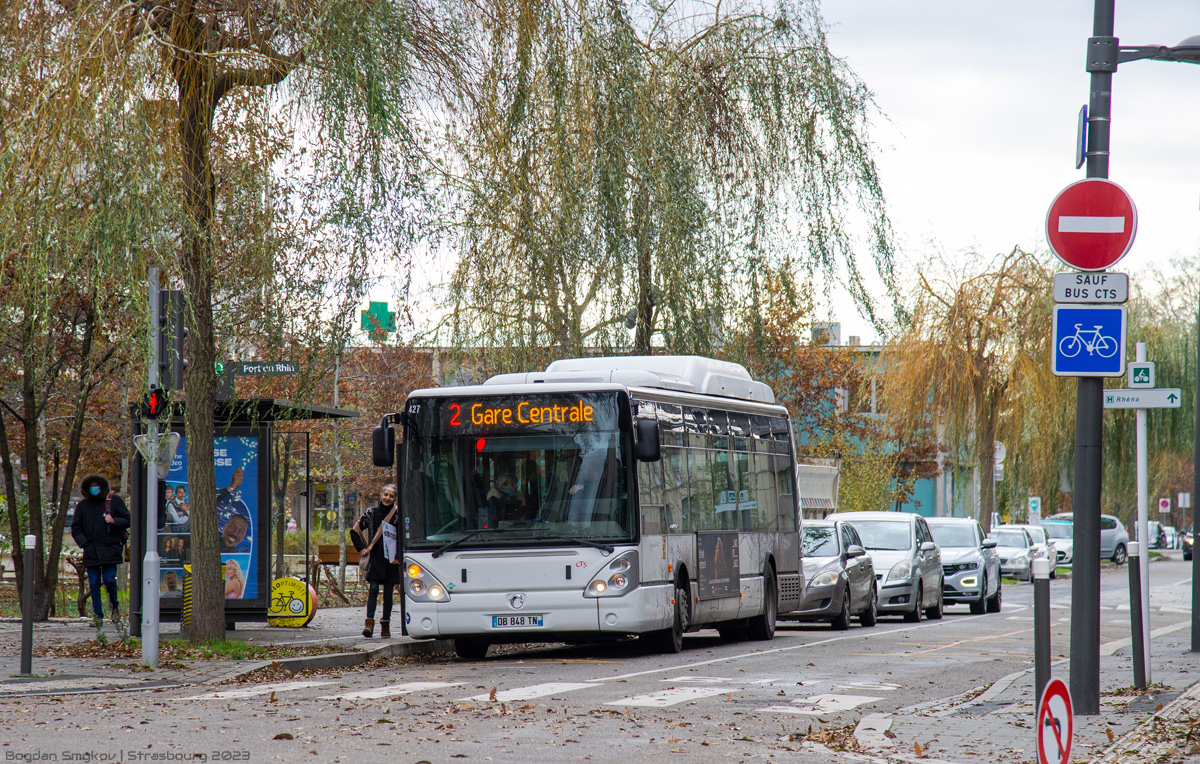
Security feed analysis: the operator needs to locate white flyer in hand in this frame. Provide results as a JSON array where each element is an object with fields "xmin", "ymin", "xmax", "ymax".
[{"xmin": 382, "ymin": 521, "xmax": 398, "ymax": 562}]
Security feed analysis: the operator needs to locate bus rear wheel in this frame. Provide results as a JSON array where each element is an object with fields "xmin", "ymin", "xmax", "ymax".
[
  {"xmin": 748, "ymin": 567, "xmax": 778, "ymax": 641},
  {"xmin": 454, "ymin": 638, "xmax": 490, "ymax": 660}
]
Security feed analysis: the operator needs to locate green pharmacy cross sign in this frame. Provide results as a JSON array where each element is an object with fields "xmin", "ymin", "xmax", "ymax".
[{"xmin": 361, "ymin": 301, "xmax": 396, "ymax": 342}]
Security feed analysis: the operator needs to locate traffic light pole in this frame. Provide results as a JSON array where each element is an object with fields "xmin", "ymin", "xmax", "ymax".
[
  {"xmin": 1070, "ymin": 0, "xmax": 1115, "ymax": 716},
  {"xmin": 143, "ymin": 268, "xmax": 162, "ymax": 668}
]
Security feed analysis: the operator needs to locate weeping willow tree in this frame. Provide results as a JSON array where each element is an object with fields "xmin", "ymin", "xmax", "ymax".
[
  {"xmin": 882, "ymin": 249, "xmax": 1055, "ymax": 532},
  {"xmin": 445, "ymin": 0, "xmax": 897, "ymax": 369},
  {"xmin": 3, "ymin": 0, "xmax": 463, "ymax": 639},
  {"xmin": 1101, "ymin": 256, "xmax": 1198, "ymax": 529},
  {"xmin": 0, "ymin": 3, "xmax": 172, "ymax": 618}
]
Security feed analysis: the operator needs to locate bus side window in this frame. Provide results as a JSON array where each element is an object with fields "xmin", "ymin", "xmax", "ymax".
[
  {"xmin": 662, "ymin": 446, "xmax": 687, "ymax": 532},
  {"xmin": 689, "ymin": 447, "xmax": 715, "ymax": 531},
  {"xmin": 751, "ymin": 441, "xmax": 776, "ymax": 531},
  {"xmin": 638, "ymin": 459, "xmax": 664, "ymax": 534}
]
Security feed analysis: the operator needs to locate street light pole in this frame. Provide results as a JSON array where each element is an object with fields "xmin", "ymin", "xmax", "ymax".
[{"xmin": 1070, "ymin": 0, "xmax": 1115, "ymax": 717}]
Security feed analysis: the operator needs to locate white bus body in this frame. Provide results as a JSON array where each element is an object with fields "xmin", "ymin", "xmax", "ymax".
[{"xmin": 383, "ymin": 356, "xmax": 804, "ymax": 657}]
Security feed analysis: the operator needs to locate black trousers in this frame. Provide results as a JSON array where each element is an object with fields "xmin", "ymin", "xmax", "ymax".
[{"xmin": 366, "ymin": 582, "xmax": 394, "ymax": 621}]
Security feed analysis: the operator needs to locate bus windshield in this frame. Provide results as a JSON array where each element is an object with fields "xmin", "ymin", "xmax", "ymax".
[{"xmin": 402, "ymin": 392, "xmax": 635, "ymax": 550}]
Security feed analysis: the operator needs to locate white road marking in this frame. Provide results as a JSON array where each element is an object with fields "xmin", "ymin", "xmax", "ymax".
[
  {"xmin": 1058, "ymin": 215, "xmax": 1125, "ymax": 233},
  {"xmin": 461, "ymin": 682, "xmax": 595, "ymax": 702},
  {"xmin": 1100, "ymin": 620, "xmax": 1190, "ymax": 656},
  {"xmin": 321, "ymin": 681, "xmax": 462, "ymax": 700},
  {"xmin": 836, "ymin": 681, "xmax": 900, "ymax": 693},
  {"xmin": 665, "ymin": 676, "xmax": 733, "ymax": 683},
  {"xmin": 607, "ymin": 687, "xmax": 729, "ymax": 707},
  {"xmin": 759, "ymin": 693, "xmax": 884, "ymax": 715},
  {"xmin": 178, "ymin": 680, "xmax": 335, "ymax": 700}
]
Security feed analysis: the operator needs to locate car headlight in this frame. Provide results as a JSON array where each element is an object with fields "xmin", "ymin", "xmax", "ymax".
[
  {"xmin": 886, "ymin": 559, "xmax": 913, "ymax": 584},
  {"xmin": 1011, "ymin": 553, "xmax": 1028, "ymax": 564},
  {"xmin": 584, "ymin": 550, "xmax": 640, "ymax": 598},
  {"xmin": 810, "ymin": 571, "xmax": 839, "ymax": 588},
  {"xmin": 404, "ymin": 559, "xmax": 450, "ymax": 602}
]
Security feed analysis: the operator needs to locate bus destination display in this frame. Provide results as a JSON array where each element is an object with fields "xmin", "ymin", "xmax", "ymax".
[{"xmin": 412, "ymin": 393, "xmax": 616, "ymax": 435}]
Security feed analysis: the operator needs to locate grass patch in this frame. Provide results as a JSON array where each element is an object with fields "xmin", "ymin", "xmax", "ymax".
[{"xmin": 37, "ymin": 636, "xmax": 356, "ymax": 662}]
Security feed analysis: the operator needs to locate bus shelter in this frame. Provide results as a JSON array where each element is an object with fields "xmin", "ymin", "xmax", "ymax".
[{"xmin": 128, "ymin": 398, "xmax": 357, "ymax": 636}]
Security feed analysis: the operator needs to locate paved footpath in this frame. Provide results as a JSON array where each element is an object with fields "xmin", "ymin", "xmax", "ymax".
[{"xmin": 1, "ymin": 596, "xmax": 1198, "ymax": 762}]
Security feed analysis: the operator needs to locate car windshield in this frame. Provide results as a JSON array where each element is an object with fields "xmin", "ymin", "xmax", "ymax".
[
  {"xmin": 1043, "ymin": 523, "xmax": 1072, "ymax": 540},
  {"xmin": 402, "ymin": 392, "xmax": 636, "ymax": 550},
  {"xmin": 847, "ymin": 520, "xmax": 912, "ymax": 551},
  {"xmin": 802, "ymin": 526, "xmax": 839, "ymax": 558},
  {"xmin": 927, "ymin": 523, "xmax": 977, "ymax": 548},
  {"xmin": 993, "ymin": 530, "xmax": 1028, "ymax": 548},
  {"xmin": 1024, "ymin": 528, "xmax": 1047, "ymax": 544}
]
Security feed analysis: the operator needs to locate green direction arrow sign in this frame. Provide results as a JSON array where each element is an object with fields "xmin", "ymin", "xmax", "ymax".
[{"xmin": 1103, "ymin": 388, "xmax": 1182, "ymax": 409}]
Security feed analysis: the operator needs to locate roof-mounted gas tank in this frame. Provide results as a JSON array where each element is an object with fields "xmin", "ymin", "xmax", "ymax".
[{"xmin": 483, "ymin": 355, "xmax": 776, "ymax": 404}]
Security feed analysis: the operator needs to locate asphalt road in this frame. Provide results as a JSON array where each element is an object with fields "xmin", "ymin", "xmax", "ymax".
[{"xmin": 2, "ymin": 556, "xmax": 1192, "ymax": 764}]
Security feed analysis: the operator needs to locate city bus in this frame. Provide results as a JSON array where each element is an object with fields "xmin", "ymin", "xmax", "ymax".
[{"xmin": 371, "ymin": 355, "xmax": 804, "ymax": 658}]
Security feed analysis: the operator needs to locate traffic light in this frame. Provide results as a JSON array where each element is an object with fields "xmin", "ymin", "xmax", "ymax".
[
  {"xmin": 145, "ymin": 387, "xmax": 170, "ymax": 417},
  {"xmin": 159, "ymin": 290, "xmax": 188, "ymax": 390}
]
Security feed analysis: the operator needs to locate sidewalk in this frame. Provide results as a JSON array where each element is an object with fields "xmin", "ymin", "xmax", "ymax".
[
  {"xmin": 0, "ymin": 605, "xmax": 452, "ymax": 694},
  {"xmin": 852, "ymin": 620, "xmax": 1200, "ymax": 763}
]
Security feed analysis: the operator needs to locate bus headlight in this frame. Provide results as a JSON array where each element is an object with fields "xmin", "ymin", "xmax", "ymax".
[
  {"xmin": 404, "ymin": 558, "xmax": 449, "ymax": 602},
  {"xmin": 584, "ymin": 551, "xmax": 640, "ymax": 598}
]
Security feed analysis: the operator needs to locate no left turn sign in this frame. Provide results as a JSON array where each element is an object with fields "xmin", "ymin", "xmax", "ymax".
[{"xmin": 1037, "ymin": 678, "xmax": 1074, "ymax": 764}]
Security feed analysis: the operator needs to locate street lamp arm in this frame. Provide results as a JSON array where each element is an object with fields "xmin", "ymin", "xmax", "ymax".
[{"xmin": 1088, "ymin": 36, "xmax": 1200, "ymax": 72}]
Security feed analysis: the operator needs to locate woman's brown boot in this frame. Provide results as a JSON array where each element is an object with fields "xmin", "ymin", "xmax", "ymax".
[
  {"xmin": 380, "ymin": 621, "xmax": 391, "ymax": 638},
  {"xmin": 362, "ymin": 618, "xmax": 374, "ymax": 638}
]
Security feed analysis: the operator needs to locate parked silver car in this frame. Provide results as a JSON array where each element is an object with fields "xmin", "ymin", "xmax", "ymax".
[
  {"xmin": 1010, "ymin": 524, "xmax": 1057, "ymax": 579},
  {"xmin": 791, "ymin": 520, "xmax": 878, "ymax": 629},
  {"xmin": 830, "ymin": 511, "xmax": 944, "ymax": 622},
  {"xmin": 989, "ymin": 527, "xmax": 1041, "ymax": 581},
  {"xmin": 1045, "ymin": 512, "xmax": 1129, "ymax": 564},
  {"xmin": 927, "ymin": 517, "xmax": 1002, "ymax": 614}
]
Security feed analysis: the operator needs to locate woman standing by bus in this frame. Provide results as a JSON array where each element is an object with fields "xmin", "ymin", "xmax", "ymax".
[{"xmin": 352, "ymin": 484, "xmax": 401, "ymax": 638}]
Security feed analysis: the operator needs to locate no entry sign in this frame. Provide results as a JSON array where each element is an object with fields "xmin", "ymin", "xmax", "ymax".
[
  {"xmin": 1037, "ymin": 678, "xmax": 1073, "ymax": 764},
  {"xmin": 1046, "ymin": 179, "xmax": 1137, "ymax": 271}
]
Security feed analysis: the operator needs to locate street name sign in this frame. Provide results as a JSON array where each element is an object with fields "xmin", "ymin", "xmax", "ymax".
[
  {"xmin": 1052, "ymin": 305, "xmax": 1126, "ymax": 377},
  {"xmin": 1052, "ymin": 271, "xmax": 1128, "ymax": 303},
  {"xmin": 230, "ymin": 361, "xmax": 298, "ymax": 376},
  {"xmin": 1102, "ymin": 389, "xmax": 1182, "ymax": 409},
  {"xmin": 1037, "ymin": 678, "xmax": 1073, "ymax": 764},
  {"xmin": 1128, "ymin": 362, "xmax": 1154, "ymax": 388},
  {"xmin": 1046, "ymin": 178, "xmax": 1137, "ymax": 271}
]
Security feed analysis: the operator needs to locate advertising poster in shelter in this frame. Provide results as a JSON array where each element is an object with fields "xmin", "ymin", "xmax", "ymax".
[{"xmin": 161, "ymin": 435, "xmax": 260, "ymax": 601}]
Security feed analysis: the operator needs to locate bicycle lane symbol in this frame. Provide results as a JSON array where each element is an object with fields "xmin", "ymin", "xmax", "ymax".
[{"xmin": 1052, "ymin": 305, "xmax": 1126, "ymax": 376}]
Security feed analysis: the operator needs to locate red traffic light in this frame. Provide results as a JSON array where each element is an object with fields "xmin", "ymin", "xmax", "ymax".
[{"xmin": 145, "ymin": 388, "xmax": 170, "ymax": 417}]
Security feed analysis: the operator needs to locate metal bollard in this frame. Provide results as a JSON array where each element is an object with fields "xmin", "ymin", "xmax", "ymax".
[
  {"xmin": 1033, "ymin": 557, "xmax": 1052, "ymax": 706},
  {"xmin": 21, "ymin": 534, "xmax": 35, "ymax": 675},
  {"xmin": 1128, "ymin": 542, "xmax": 1147, "ymax": 689}
]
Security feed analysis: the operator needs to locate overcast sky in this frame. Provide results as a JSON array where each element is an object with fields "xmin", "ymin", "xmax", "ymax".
[{"xmin": 820, "ymin": 0, "xmax": 1200, "ymax": 343}]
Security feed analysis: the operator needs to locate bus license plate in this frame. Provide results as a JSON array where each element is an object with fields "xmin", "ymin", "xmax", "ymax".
[{"xmin": 492, "ymin": 614, "xmax": 544, "ymax": 628}]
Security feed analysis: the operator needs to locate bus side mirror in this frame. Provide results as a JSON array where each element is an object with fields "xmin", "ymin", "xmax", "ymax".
[
  {"xmin": 635, "ymin": 419, "xmax": 661, "ymax": 462},
  {"xmin": 372, "ymin": 422, "xmax": 395, "ymax": 467}
]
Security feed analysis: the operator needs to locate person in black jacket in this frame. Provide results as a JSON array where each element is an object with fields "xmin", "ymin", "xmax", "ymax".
[
  {"xmin": 351, "ymin": 484, "xmax": 401, "ymax": 638},
  {"xmin": 70, "ymin": 474, "xmax": 131, "ymax": 627}
]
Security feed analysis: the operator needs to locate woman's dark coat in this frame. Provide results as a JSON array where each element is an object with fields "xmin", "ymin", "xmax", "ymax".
[
  {"xmin": 70, "ymin": 474, "xmax": 131, "ymax": 567},
  {"xmin": 352, "ymin": 503, "xmax": 401, "ymax": 585}
]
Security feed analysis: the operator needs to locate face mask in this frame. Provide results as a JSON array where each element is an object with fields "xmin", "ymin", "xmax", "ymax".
[{"xmin": 89, "ymin": 486, "xmax": 101, "ymax": 497}]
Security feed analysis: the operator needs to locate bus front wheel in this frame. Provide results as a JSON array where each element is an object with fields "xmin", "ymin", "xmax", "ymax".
[{"xmin": 644, "ymin": 582, "xmax": 688, "ymax": 654}]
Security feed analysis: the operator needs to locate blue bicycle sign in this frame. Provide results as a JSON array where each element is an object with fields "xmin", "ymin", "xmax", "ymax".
[{"xmin": 1052, "ymin": 305, "xmax": 1126, "ymax": 377}]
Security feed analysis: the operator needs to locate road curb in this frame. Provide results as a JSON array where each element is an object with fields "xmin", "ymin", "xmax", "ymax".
[{"xmin": 207, "ymin": 638, "xmax": 456, "ymax": 684}]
